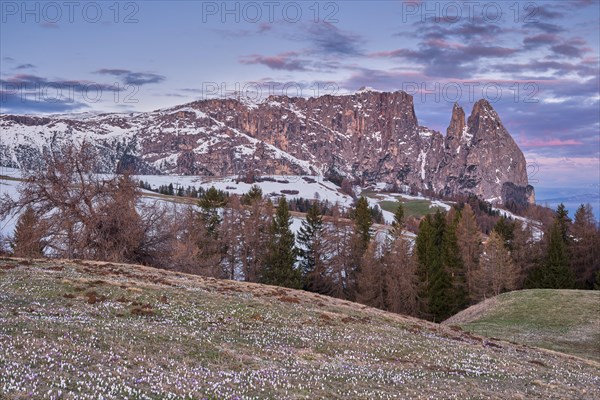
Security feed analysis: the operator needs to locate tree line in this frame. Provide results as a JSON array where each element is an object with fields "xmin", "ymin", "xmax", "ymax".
[{"xmin": 1, "ymin": 144, "xmax": 598, "ymax": 323}]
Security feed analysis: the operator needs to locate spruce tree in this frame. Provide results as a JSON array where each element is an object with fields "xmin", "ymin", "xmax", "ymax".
[
  {"xmin": 198, "ymin": 186, "xmax": 227, "ymax": 237},
  {"xmin": 570, "ymin": 204, "xmax": 599, "ymax": 288},
  {"xmin": 353, "ymin": 196, "xmax": 373, "ymax": 250},
  {"xmin": 390, "ymin": 202, "xmax": 405, "ymax": 239},
  {"xmin": 241, "ymin": 185, "xmax": 263, "ymax": 205},
  {"xmin": 415, "ymin": 211, "xmax": 453, "ymax": 321},
  {"xmin": 297, "ymin": 203, "xmax": 330, "ymax": 293},
  {"xmin": 442, "ymin": 209, "xmax": 468, "ymax": 314},
  {"xmin": 345, "ymin": 196, "xmax": 373, "ymax": 300},
  {"xmin": 555, "ymin": 203, "xmax": 571, "ymax": 243},
  {"xmin": 429, "ymin": 210, "xmax": 453, "ymax": 321},
  {"xmin": 493, "ymin": 216, "xmax": 515, "ymax": 250},
  {"xmin": 527, "ymin": 220, "xmax": 575, "ymax": 289},
  {"xmin": 262, "ymin": 196, "xmax": 302, "ymax": 289}
]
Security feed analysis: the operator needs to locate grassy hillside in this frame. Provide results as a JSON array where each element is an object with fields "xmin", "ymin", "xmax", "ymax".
[
  {"xmin": 444, "ymin": 290, "xmax": 600, "ymax": 362},
  {"xmin": 1, "ymin": 259, "xmax": 599, "ymax": 399}
]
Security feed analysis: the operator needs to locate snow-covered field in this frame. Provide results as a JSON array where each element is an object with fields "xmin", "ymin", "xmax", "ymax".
[
  {"xmin": 0, "ymin": 167, "xmax": 542, "ymax": 242},
  {"xmin": 137, "ymin": 173, "xmax": 355, "ymax": 209},
  {"xmin": 0, "ymin": 168, "xmax": 21, "ymax": 239},
  {"xmin": 0, "ymin": 168, "xmax": 352, "ymax": 240}
]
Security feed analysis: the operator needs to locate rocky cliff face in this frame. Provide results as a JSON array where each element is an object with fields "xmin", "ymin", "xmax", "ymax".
[{"xmin": 0, "ymin": 90, "xmax": 531, "ymax": 202}]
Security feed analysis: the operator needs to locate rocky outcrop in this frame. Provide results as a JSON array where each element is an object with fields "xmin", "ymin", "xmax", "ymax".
[
  {"xmin": 0, "ymin": 91, "xmax": 531, "ymax": 202},
  {"xmin": 501, "ymin": 182, "xmax": 536, "ymax": 207}
]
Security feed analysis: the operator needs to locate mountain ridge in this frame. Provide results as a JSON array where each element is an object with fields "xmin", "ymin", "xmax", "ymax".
[{"xmin": 0, "ymin": 91, "xmax": 534, "ymax": 203}]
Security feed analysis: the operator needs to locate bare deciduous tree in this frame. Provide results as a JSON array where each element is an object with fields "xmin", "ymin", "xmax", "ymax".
[
  {"xmin": 383, "ymin": 237, "xmax": 419, "ymax": 316},
  {"xmin": 0, "ymin": 143, "xmax": 167, "ymax": 265}
]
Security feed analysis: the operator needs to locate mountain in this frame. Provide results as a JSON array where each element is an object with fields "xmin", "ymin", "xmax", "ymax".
[{"xmin": 0, "ymin": 90, "xmax": 533, "ymax": 203}]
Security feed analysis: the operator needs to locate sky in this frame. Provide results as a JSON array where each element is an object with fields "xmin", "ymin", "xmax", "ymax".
[{"xmin": 1, "ymin": 0, "xmax": 599, "ymax": 192}]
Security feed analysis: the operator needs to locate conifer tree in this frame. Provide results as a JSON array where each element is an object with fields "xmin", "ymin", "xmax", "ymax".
[
  {"xmin": 570, "ymin": 204, "xmax": 599, "ymax": 288},
  {"xmin": 241, "ymin": 185, "xmax": 263, "ymax": 205},
  {"xmin": 510, "ymin": 220, "xmax": 540, "ymax": 288},
  {"xmin": 11, "ymin": 206, "xmax": 45, "ymax": 258},
  {"xmin": 442, "ymin": 209, "xmax": 468, "ymax": 313},
  {"xmin": 262, "ymin": 196, "xmax": 302, "ymax": 289},
  {"xmin": 493, "ymin": 216, "xmax": 515, "ymax": 250},
  {"xmin": 527, "ymin": 219, "xmax": 575, "ymax": 289},
  {"xmin": 415, "ymin": 211, "xmax": 453, "ymax": 321},
  {"xmin": 297, "ymin": 202, "xmax": 330, "ymax": 293},
  {"xmin": 389, "ymin": 202, "xmax": 405, "ymax": 239},
  {"xmin": 555, "ymin": 203, "xmax": 571, "ymax": 243},
  {"xmin": 353, "ymin": 196, "xmax": 373, "ymax": 250},
  {"xmin": 346, "ymin": 196, "xmax": 373, "ymax": 300},
  {"xmin": 198, "ymin": 186, "xmax": 227, "ymax": 237}
]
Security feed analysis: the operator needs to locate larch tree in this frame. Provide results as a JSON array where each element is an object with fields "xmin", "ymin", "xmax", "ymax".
[
  {"xmin": 326, "ymin": 204, "xmax": 353, "ymax": 299},
  {"xmin": 383, "ymin": 235, "xmax": 419, "ymax": 316},
  {"xmin": 11, "ymin": 206, "xmax": 46, "ymax": 258},
  {"xmin": 220, "ymin": 195, "xmax": 243, "ymax": 280},
  {"xmin": 472, "ymin": 231, "xmax": 519, "ymax": 301},
  {"xmin": 239, "ymin": 194, "xmax": 272, "ymax": 283},
  {"xmin": 356, "ymin": 241, "xmax": 386, "ymax": 309},
  {"xmin": 0, "ymin": 144, "xmax": 159, "ymax": 264}
]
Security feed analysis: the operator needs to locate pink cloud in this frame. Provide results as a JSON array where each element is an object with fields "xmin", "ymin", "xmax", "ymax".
[{"xmin": 520, "ymin": 138, "xmax": 584, "ymax": 147}]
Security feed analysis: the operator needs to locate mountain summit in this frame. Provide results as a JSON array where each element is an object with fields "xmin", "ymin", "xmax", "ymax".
[{"xmin": 0, "ymin": 91, "xmax": 533, "ymax": 203}]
